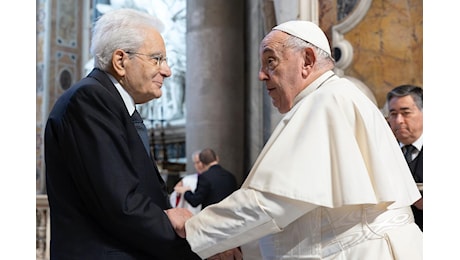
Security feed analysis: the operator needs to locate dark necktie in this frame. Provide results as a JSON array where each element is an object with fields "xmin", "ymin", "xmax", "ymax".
[
  {"xmin": 131, "ymin": 110, "xmax": 150, "ymax": 156},
  {"xmin": 403, "ymin": 144, "xmax": 416, "ymax": 163}
]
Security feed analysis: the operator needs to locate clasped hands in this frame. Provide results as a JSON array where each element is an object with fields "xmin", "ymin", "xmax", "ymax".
[{"xmin": 164, "ymin": 207, "xmax": 242, "ymax": 259}]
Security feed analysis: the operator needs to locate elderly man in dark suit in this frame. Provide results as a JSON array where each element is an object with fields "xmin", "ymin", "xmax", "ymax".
[
  {"xmin": 175, "ymin": 148, "xmax": 238, "ymax": 209},
  {"xmin": 44, "ymin": 8, "xmax": 200, "ymax": 259}
]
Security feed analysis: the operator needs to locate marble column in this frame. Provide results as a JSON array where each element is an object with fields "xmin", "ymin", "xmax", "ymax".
[
  {"xmin": 245, "ymin": 0, "xmax": 268, "ymax": 177},
  {"xmin": 186, "ymin": 0, "xmax": 245, "ymax": 184}
]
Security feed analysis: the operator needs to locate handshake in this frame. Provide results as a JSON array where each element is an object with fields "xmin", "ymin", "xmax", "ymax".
[{"xmin": 165, "ymin": 207, "xmax": 243, "ymax": 260}]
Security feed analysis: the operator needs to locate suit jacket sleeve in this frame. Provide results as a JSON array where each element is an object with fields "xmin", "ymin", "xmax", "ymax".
[{"xmin": 184, "ymin": 174, "xmax": 211, "ymax": 207}]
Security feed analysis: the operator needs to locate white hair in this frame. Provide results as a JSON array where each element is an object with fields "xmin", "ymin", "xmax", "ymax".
[{"xmin": 90, "ymin": 8, "xmax": 164, "ymax": 70}]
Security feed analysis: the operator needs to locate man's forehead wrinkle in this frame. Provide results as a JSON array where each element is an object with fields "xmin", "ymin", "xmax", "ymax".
[
  {"xmin": 262, "ymin": 46, "xmax": 275, "ymax": 55},
  {"xmin": 261, "ymin": 40, "xmax": 285, "ymax": 56},
  {"xmin": 261, "ymin": 31, "xmax": 286, "ymax": 49}
]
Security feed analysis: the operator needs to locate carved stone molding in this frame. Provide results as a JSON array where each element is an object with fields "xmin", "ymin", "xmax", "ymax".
[
  {"xmin": 332, "ymin": 0, "xmax": 372, "ymax": 75},
  {"xmin": 36, "ymin": 195, "xmax": 50, "ymax": 260},
  {"xmin": 332, "ymin": 0, "xmax": 377, "ymax": 104}
]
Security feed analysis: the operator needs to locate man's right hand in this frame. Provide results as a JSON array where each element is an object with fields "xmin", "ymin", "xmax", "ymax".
[{"xmin": 164, "ymin": 208, "xmax": 194, "ymax": 238}]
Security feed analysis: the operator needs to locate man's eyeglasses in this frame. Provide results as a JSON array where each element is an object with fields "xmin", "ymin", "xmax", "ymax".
[{"xmin": 125, "ymin": 51, "xmax": 168, "ymax": 67}]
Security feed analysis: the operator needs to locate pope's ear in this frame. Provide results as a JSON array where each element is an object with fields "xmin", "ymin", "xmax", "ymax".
[
  {"xmin": 301, "ymin": 47, "xmax": 316, "ymax": 77},
  {"xmin": 112, "ymin": 49, "xmax": 127, "ymax": 76},
  {"xmin": 303, "ymin": 47, "xmax": 316, "ymax": 68}
]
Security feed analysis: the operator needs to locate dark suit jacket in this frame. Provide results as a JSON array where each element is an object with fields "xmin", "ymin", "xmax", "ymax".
[
  {"xmin": 408, "ymin": 147, "xmax": 423, "ymax": 231},
  {"xmin": 45, "ymin": 68, "xmax": 200, "ymax": 260},
  {"xmin": 184, "ymin": 165, "xmax": 237, "ymax": 209}
]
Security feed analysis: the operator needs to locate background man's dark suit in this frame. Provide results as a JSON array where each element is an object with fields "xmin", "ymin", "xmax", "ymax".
[
  {"xmin": 45, "ymin": 68, "xmax": 199, "ymax": 259},
  {"xmin": 184, "ymin": 164, "xmax": 237, "ymax": 209},
  {"xmin": 408, "ymin": 147, "xmax": 423, "ymax": 231}
]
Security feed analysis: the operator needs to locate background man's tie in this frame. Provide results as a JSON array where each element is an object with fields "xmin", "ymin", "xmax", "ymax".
[
  {"xmin": 131, "ymin": 110, "xmax": 150, "ymax": 156},
  {"xmin": 403, "ymin": 144, "xmax": 416, "ymax": 163}
]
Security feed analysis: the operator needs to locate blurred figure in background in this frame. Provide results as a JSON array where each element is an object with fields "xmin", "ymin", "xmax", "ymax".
[
  {"xmin": 175, "ymin": 148, "xmax": 238, "ymax": 209},
  {"xmin": 169, "ymin": 150, "xmax": 203, "ymax": 214}
]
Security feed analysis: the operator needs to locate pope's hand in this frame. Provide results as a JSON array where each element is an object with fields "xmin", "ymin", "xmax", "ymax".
[
  {"xmin": 207, "ymin": 247, "xmax": 243, "ymax": 260},
  {"xmin": 413, "ymin": 197, "xmax": 423, "ymax": 210}
]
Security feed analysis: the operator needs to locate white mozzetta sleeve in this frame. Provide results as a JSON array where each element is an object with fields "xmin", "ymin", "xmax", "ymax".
[{"xmin": 185, "ymin": 188, "xmax": 317, "ymax": 259}]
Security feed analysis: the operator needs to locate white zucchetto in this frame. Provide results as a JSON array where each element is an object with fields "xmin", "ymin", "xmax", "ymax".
[{"xmin": 273, "ymin": 20, "xmax": 332, "ymax": 56}]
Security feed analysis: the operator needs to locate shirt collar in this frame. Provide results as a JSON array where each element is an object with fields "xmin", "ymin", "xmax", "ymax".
[
  {"xmin": 399, "ymin": 134, "xmax": 423, "ymax": 151},
  {"xmin": 107, "ymin": 73, "xmax": 136, "ymax": 116}
]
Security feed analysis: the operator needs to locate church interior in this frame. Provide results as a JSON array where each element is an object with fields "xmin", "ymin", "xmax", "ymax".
[{"xmin": 31, "ymin": 0, "xmax": 427, "ymax": 259}]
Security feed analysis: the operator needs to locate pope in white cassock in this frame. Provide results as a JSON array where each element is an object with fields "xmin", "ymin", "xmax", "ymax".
[{"xmin": 184, "ymin": 20, "xmax": 423, "ymax": 259}]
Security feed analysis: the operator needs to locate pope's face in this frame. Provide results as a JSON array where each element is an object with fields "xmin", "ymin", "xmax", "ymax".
[{"xmin": 258, "ymin": 31, "xmax": 305, "ymax": 114}]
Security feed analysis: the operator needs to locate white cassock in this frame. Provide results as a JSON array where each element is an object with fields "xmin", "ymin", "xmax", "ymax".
[
  {"xmin": 169, "ymin": 173, "xmax": 202, "ymax": 215},
  {"xmin": 185, "ymin": 71, "xmax": 422, "ymax": 259}
]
